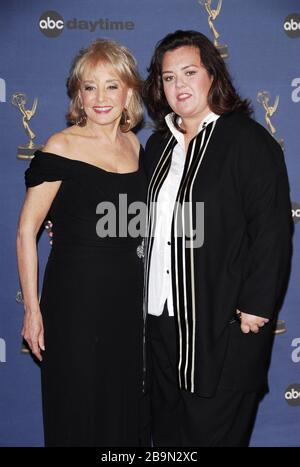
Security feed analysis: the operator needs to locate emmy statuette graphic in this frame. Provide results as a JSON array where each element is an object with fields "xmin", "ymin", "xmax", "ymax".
[
  {"xmin": 198, "ymin": 0, "xmax": 228, "ymax": 58},
  {"xmin": 256, "ymin": 91, "xmax": 284, "ymax": 150},
  {"xmin": 11, "ymin": 92, "xmax": 43, "ymax": 159}
]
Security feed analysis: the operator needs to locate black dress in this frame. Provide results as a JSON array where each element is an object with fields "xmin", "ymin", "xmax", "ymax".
[{"xmin": 25, "ymin": 149, "xmax": 148, "ymax": 447}]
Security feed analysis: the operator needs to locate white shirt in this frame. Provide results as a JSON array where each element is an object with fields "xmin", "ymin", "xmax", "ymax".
[{"xmin": 147, "ymin": 111, "xmax": 220, "ymax": 316}]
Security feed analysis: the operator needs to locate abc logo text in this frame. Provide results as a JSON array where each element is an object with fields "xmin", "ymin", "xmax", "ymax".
[
  {"xmin": 284, "ymin": 13, "xmax": 300, "ymax": 38},
  {"xmin": 284, "ymin": 384, "xmax": 300, "ymax": 406}
]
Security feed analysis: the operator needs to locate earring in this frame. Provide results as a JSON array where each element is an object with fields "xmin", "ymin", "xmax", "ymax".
[
  {"xmin": 121, "ymin": 108, "xmax": 131, "ymax": 131},
  {"xmin": 76, "ymin": 105, "xmax": 87, "ymax": 126}
]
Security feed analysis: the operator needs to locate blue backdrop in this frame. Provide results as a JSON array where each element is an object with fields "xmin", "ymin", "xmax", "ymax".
[{"xmin": 0, "ymin": 0, "xmax": 299, "ymax": 447}]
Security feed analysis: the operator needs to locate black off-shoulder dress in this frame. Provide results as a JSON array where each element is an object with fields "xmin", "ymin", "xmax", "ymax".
[{"xmin": 25, "ymin": 149, "xmax": 148, "ymax": 447}]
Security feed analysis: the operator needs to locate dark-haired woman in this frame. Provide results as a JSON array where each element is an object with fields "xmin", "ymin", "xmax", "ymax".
[{"xmin": 143, "ymin": 30, "xmax": 292, "ymax": 447}]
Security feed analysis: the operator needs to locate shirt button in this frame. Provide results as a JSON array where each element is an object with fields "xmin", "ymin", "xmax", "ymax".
[
  {"xmin": 167, "ymin": 241, "xmax": 171, "ymax": 245},
  {"xmin": 166, "ymin": 270, "xmax": 170, "ymax": 274}
]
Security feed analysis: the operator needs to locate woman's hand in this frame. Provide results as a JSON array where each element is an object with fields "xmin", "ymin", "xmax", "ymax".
[
  {"xmin": 236, "ymin": 309, "xmax": 269, "ymax": 334},
  {"xmin": 21, "ymin": 308, "xmax": 45, "ymax": 361}
]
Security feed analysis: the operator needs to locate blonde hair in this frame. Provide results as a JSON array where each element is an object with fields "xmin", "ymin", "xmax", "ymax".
[{"xmin": 66, "ymin": 39, "xmax": 143, "ymax": 131}]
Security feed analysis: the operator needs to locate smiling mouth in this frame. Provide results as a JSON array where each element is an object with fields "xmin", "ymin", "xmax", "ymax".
[
  {"xmin": 176, "ymin": 93, "xmax": 192, "ymax": 102},
  {"xmin": 93, "ymin": 106, "xmax": 113, "ymax": 113}
]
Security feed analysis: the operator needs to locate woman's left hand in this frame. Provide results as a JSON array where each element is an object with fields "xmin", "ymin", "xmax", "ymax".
[{"xmin": 236, "ymin": 309, "xmax": 269, "ymax": 334}]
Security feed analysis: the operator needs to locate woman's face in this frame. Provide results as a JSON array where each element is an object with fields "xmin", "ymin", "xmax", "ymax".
[
  {"xmin": 161, "ymin": 45, "xmax": 213, "ymax": 123},
  {"xmin": 79, "ymin": 62, "xmax": 132, "ymax": 128}
]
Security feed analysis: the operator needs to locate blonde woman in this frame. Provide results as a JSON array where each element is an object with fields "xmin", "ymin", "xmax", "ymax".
[{"xmin": 17, "ymin": 40, "xmax": 149, "ymax": 447}]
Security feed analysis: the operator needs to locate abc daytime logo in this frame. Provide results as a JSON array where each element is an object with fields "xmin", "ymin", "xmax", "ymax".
[
  {"xmin": 284, "ymin": 13, "xmax": 300, "ymax": 38},
  {"xmin": 292, "ymin": 202, "xmax": 300, "ymax": 224},
  {"xmin": 284, "ymin": 384, "xmax": 300, "ymax": 406},
  {"xmin": 39, "ymin": 11, "xmax": 135, "ymax": 38},
  {"xmin": 39, "ymin": 11, "xmax": 64, "ymax": 38}
]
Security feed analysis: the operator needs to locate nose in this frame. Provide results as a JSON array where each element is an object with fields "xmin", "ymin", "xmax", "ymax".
[
  {"xmin": 96, "ymin": 87, "xmax": 106, "ymax": 102},
  {"xmin": 175, "ymin": 76, "xmax": 186, "ymax": 89}
]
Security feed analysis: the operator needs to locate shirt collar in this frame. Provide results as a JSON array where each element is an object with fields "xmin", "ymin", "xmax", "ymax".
[{"xmin": 165, "ymin": 111, "xmax": 220, "ymax": 148}]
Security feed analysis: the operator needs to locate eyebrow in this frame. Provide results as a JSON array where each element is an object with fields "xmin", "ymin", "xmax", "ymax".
[
  {"xmin": 162, "ymin": 64, "xmax": 199, "ymax": 74},
  {"xmin": 82, "ymin": 78, "xmax": 120, "ymax": 83}
]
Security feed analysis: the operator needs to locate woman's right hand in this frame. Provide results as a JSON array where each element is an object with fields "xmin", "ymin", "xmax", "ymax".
[{"xmin": 21, "ymin": 308, "xmax": 45, "ymax": 362}]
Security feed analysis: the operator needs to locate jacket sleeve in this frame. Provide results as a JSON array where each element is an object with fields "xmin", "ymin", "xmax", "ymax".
[{"xmin": 236, "ymin": 124, "xmax": 293, "ymax": 320}]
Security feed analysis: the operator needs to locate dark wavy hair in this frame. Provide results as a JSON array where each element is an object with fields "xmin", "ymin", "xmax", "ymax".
[{"xmin": 143, "ymin": 30, "xmax": 252, "ymax": 132}]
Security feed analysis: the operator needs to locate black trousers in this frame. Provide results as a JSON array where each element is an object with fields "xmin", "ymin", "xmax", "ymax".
[{"xmin": 148, "ymin": 306, "xmax": 261, "ymax": 447}]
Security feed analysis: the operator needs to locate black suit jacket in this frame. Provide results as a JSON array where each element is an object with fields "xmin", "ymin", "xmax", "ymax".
[{"xmin": 143, "ymin": 112, "xmax": 292, "ymax": 396}]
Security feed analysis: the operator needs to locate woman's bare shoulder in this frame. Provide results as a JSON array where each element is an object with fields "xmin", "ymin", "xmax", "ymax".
[
  {"xmin": 125, "ymin": 131, "xmax": 141, "ymax": 152},
  {"xmin": 42, "ymin": 126, "xmax": 79, "ymax": 157}
]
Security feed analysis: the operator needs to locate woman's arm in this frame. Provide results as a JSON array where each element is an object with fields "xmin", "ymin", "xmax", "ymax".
[
  {"xmin": 236, "ymin": 122, "xmax": 292, "ymax": 333},
  {"xmin": 16, "ymin": 180, "xmax": 61, "ymax": 361}
]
